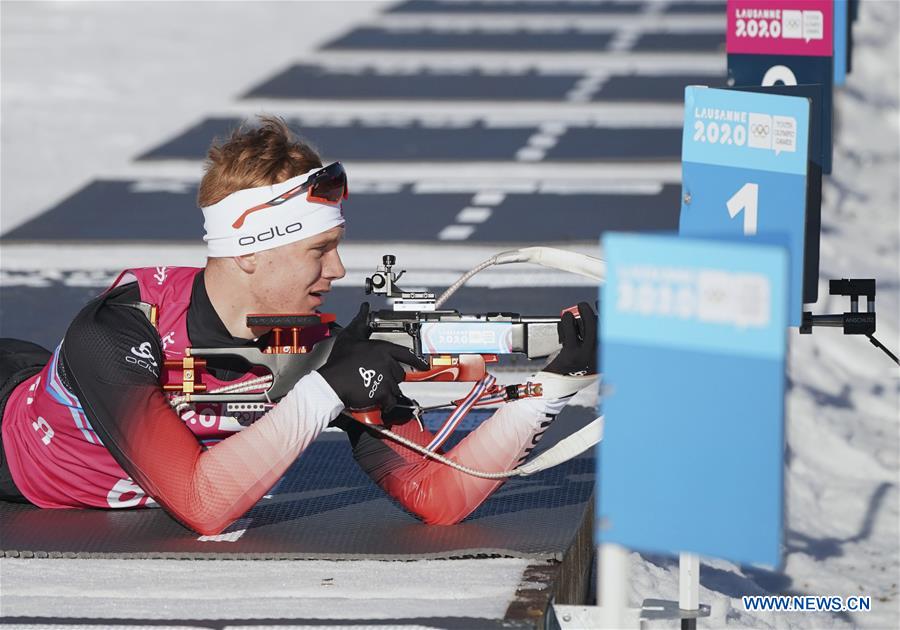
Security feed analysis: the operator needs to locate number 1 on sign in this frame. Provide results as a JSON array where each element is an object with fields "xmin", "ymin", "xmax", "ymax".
[{"xmin": 727, "ymin": 183, "xmax": 759, "ymax": 235}]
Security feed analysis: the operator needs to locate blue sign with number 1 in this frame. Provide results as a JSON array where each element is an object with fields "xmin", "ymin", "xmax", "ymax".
[{"xmin": 680, "ymin": 87, "xmax": 810, "ymax": 326}]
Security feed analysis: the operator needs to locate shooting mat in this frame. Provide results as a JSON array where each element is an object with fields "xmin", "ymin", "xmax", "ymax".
[
  {"xmin": 137, "ymin": 118, "xmax": 682, "ymax": 162},
  {"xmin": 323, "ymin": 28, "xmax": 723, "ymax": 53},
  {"xmin": 243, "ymin": 65, "xmax": 721, "ymax": 103},
  {"xmin": 0, "ymin": 406, "xmax": 596, "ymax": 560}
]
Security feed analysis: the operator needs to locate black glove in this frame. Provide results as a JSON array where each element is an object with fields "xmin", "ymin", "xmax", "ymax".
[
  {"xmin": 319, "ymin": 303, "xmax": 429, "ymax": 412},
  {"xmin": 543, "ymin": 302, "xmax": 598, "ymax": 376}
]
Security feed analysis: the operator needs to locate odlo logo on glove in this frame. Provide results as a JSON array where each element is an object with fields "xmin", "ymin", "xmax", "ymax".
[
  {"xmin": 319, "ymin": 302, "xmax": 430, "ymax": 413},
  {"xmin": 359, "ymin": 367, "xmax": 384, "ymax": 398}
]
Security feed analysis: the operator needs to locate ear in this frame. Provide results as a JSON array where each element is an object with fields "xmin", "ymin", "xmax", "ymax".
[{"xmin": 232, "ymin": 252, "xmax": 258, "ymax": 274}]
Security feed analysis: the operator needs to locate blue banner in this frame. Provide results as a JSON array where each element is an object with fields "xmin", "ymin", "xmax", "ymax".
[
  {"xmin": 598, "ymin": 232, "xmax": 789, "ymax": 567},
  {"xmin": 680, "ymin": 87, "xmax": 810, "ymax": 326},
  {"xmin": 834, "ymin": 0, "xmax": 848, "ymax": 85}
]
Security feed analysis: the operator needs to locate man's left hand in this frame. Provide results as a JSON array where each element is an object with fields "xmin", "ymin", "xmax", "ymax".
[{"xmin": 543, "ymin": 302, "xmax": 597, "ymax": 376}]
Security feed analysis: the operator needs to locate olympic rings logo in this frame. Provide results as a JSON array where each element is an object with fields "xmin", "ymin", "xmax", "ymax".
[{"xmin": 751, "ymin": 124, "xmax": 770, "ymax": 136}]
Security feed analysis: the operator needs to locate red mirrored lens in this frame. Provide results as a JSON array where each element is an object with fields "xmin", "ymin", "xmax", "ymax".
[{"xmin": 307, "ymin": 163, "xmax": 348, "ymax": 204}]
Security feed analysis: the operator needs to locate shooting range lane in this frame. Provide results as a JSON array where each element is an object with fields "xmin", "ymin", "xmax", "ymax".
[
  {"xmin": 137, "ymin": 118, "xmax": 682, "ymax": 162},
  {"xmin": 591, "ymin": 73, "xmax": 726, "ymax": 101},
  {"xmin": 243, "ymin": 64, "xmax": 723, "ymax": 103},
  {"xmin": 387, "ymin": 0, "xmax": 726, "ymax": 15},
  {"xmin": 0, "ymin": 180, "xmax": 681, "ymax": 243},
  {"xmin": 547, "ymin": 126, "xmax": 683, "ymax": 160},
  {"xmin": 0, "ymin": 407, "xmax": 596, "ymax": 560},
  {"xmin": 245, "ymin": 65, "xmax": 582, "ymax": 101},
  {"xmin": 322, "ymin": 27, "xmax": 722, "ymax": 53},
  {"xmin": 632, "ymin": 31, "xmax": 724, "ymax": 52}
]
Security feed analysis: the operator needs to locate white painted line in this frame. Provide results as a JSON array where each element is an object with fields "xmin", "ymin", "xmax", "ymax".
[
  {"xmin": 472, "ymin": 191, "xmax": 506, "ymax": 206},
  {"xmin": 373, "ymin": 13, "xmax": 726, "ymax": 32},
  {"xmin": 528, "ymin": 133, "xmax": 561, "ymax": 149},
  {"xmin": 320, "ymin": 50, "xmax": 726, "ymax": 73},
  {"xmin": 609, "ymin": 30, "xmax": 641, "ymax": 53},
  {"xmin": 197, "ymin": 518, "xmax": 252, "ymax": 543},
  {"xmin": 222, "ymin": 100, "xmax": 686, "ymax": 126},
  {"xmin": 538, "ymin": 181, "xmax": 664, "ymax": 195},
  {"xmin": 572, "ymin": 76, "xmax": 608, "ymax": 89},
  {"xmin": 455, "ymin": 207, "xmax": 493, "ymax": 223},
  {"xmin": 104, "ymin": 161, "xmax": 683, "ymax": 185},
  {"xmin": 566, "ymin": 92, "xmax": 593, "ymax": 103},
  {"xmin": 516, "ymin": 147, "xmax": 546, "ymax": 161},
  {"xmin": 539, "ymin": 121, "xmax": 568, "ymax": 135},
  {"xmin": 128, "ymin": 179, "xmax": 196, "ymax": 194},
  {"xmin": 414, "ymin": 180, "xmax": 671, "ymax": 195},
  {"xmin": 437, "ymin": 225, "xmax": 477, "ymax": 240},
  {"xmin": 413, "ymin": 180, "xmax": 536, "ymax": 194},
  {"xmin": 295, "ymin": 50, "xmax": 727, "ymax": 73}
]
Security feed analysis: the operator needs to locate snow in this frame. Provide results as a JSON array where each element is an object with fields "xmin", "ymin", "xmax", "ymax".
[
  {"xmin": 0, "ymin": 0, "xmax": 386, "ymax": 234},
  {"xmin": 1, "ymin": 0, "xmax": 898, "ymax": 628},
  {"xmin": 625, "ymin": 3, "xmax": 900, "ymax": 628},
  {"xmin": 0, "ymin": 557, "xmax": 530, "ymax": 622}
]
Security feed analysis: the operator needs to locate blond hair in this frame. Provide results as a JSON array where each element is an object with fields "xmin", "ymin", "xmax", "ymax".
[{"xmin": 197, "ymin": 116, "xmax": 322, "ymax": 207}]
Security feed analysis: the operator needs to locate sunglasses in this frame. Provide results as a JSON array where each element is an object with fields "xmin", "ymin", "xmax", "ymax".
[{"xmin": 232, "ymin": 162, "xmax": 349, "ymax": 229}]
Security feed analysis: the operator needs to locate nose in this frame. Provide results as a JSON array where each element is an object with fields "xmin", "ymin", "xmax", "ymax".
[{"xmin": 323, "ymin": 247, "xmax": 346, "ymax": 281}]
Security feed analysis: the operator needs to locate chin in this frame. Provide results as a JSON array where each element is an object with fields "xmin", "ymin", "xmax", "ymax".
[{"xmin": 302, "ymin": 295, "xmax": 324, "ymax": 312}]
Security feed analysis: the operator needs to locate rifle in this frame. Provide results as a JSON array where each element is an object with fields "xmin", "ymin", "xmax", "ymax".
[{"xmin": 165, "ymin": 248, "xmax": 606, "ymax": 474}]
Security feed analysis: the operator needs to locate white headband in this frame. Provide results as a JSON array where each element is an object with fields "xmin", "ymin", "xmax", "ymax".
[{"xmin": 201, "ymin": 167, "xmax": 345, "ymax": 257}]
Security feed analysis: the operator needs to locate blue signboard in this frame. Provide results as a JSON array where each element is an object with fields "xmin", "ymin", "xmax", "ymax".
[
  {"xmin": 680, "ymin": 86, "xmax": 809, "ymax": 326},
  {"xmin": 834, "ymin": 0, "xmax": 848, "ymax": 85},
  {"xmin": 727, "ymin": 83, "xmax": 824, "ymax": 306},
  {"xmin": 598, "ymin": 232, "xmax": 789, "ymax": 567},
  {"xmin": 728, "ymin": 55, "xmax": 833, "ymax": 174}
]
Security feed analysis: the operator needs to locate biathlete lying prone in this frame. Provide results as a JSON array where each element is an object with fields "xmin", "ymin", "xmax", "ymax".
[{"xmin": 0, "ymin": 116, "xmax": 597, "ymax": 535}]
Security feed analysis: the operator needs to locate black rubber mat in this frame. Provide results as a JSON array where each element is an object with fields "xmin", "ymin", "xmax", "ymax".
[
  {"xmin": 345, "ymin": 186, "xmax": 681, "ymax": 241},
  {"xmin": 0, "ymin": 407, "xmax": 596, "ymax": 560},
  {"xmin": 631, "ymin": 32, "xmax": 724, "ymax": 52},
  {"xmin": 244, "ymin": 65, "xmax": 580, "ymax": 101},
  {"xmin": 594, "ymin": 73, "xmax": 726, "ymax": 101},
  {"xmin": 138, "ymin": 118, "xmax": 682, "ymax": 162},
  {"xmin": 1, "ymin": 180, "xmax": 680, "ymax": 242},
  {"xmin": 324, "ymin": 28, "xmax": 724, "ymax": 53},
  {"xmin": 388, "ymin": 0, "xmax": 644, "ymax": 14},
  {"xmin": 0, "ymin": 283, "xmax": 601, "ymax": 351},
  {"xmin": 138, "ymin": 118, "xmax": 531, "ymax": 161},
  {"xmin": 549, "ymin": 127, "xmax": 682, "ymax": 160},
  {"xmin": 243, "ymin": 65, "xmax": 720, "ymax": 103},
  {"xmin": 323, "ymin": 28, "xmax": 616, "ymax": 52},
  {"xmin": 665, "ymin": 1, "xmax": 726, "ymax": 14}
]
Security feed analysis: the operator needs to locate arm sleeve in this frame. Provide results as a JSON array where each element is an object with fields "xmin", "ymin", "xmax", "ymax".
[
  {"xmin": 340, "ymin": 393, "xmax": 572, "ymax": 525},
  {"xmin": 61, "ymin": 300, "xmax": 343, "ymax": 535}
]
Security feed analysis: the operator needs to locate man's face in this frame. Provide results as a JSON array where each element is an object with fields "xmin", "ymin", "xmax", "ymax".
[{"xmin": 251, "ymin": 226, "xmax": 346, "ymax": 314}]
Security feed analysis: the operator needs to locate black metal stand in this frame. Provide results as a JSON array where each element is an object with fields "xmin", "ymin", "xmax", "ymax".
[{"xmin": 801, "ymin": 279, "xmax": 899, "ymax": 366}]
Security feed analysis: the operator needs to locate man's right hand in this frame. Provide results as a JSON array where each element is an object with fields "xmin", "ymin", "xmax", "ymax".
[{"xmin": 318, "ymin": 303, "xmax": 429, "ymax": 412}]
